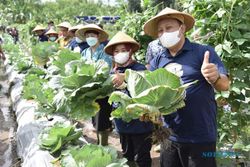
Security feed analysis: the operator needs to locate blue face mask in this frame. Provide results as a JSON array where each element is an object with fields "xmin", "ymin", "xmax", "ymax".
[
  {"xmin": 86, "ymin": 37, "xmax": 98, "ymax": 47},
  {"xmin": 49, "ymin": 36, "xmax": 57, "ymax": 42},
  {"xmin": 75, "ymin": 37, "xmax": 83, "ymax": 43}
]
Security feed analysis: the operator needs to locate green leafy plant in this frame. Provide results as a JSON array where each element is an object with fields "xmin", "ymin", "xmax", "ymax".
[
  {"xmin": 109, "ymin": 68, "xmax": 196, "ymax": 122},
  {"xmin": 40, "ymin": 123, "xmax": 82, "ymax": 154},
  {"xmin": 31, "ymin": 42, "xmax": 59, "ymax": 66},
  {"xmin": 51, "ymin": 49, "xmax": 82, "ymax": 76},
  {"xmin": 52, "ymin": 59, "xmax": 114, "ymax": 119},
  {"xmin": 114, "ymin": 5, "xmax": 158, "ymax": 63},
  {"xmin": 60, "ymin": 144, "xmax": 128, "ymax": 167}
]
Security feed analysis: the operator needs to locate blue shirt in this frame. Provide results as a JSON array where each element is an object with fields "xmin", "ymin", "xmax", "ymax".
[
  {"xmin": 150, "ymin": 38, "xmax": 227, "ymax": 143},
  {"xmin": 67, "ymin": 38, "xmax": 89, "ymax": 53},
  {"xmin": 112, "ymin": 62, "xmax": 154, "ymax": 134},
  {"xmin": 38, "ymin": 34, "xmax": 48, "ymax": 42},
  {"xmin": 146, "ymin": 39, "xmax": 166, "ymax": 64},
  {"xmin": 81, "ymin": 44, "xmax": 112, "ymax": 68}
]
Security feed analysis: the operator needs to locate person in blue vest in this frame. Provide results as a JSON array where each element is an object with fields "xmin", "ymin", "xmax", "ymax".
[
  {"xmin": 68, "ymin": 25, "xmax": 89, "ymax": 53},
  {"xmin": 75, "ymin": 24, "xmax": 112, "ymax": 146},
  {"xmin": 32, "ymin": 25, "xmax": 48, "ymax": 42},
  {"xmin": 104, "ymin": 31, "xmax": 153, "ymax": 167},
  {"xmin": 143, "ymin": 7, "xmax": 230, "ymax": 167}
]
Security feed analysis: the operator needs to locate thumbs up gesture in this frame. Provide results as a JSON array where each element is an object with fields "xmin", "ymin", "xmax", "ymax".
[{"xmin": 201, "ymin": 51, "xmax": 220, "ymax": 84}]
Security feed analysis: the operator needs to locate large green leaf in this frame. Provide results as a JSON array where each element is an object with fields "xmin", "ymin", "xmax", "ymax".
[
  {"xmin": 125, "ymin": 69, "xmax": 151, "ymax": 97},
  {"xmin": 40, "ymin": 124, "xmax": 82, "ymax": 154},
  {"xmin": 144, "ymin": 68, "xmax": 181, "ymax": 88},
  {"xmin": 133, "ymin": 85, "xmax": 178, "ymax": 107},
  {"xmin": 60, "ymin": 144, "xmax": 128, "ymax": 167},
  {"xmin": 109, "ymin": 69, "xmax": 196, "ymax": 122}
]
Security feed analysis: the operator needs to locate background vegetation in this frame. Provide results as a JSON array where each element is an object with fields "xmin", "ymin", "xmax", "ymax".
[{"xmin": 1, "ymin": 0, "xmax": 249, "ymax": 164}]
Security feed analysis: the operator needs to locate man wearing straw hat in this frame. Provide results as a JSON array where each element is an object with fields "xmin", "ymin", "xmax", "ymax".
[
  {"xmin": 104, "ymin": 31, "xmax": 153, "ymax": 167},
  {"xmin": 76, "ymin": 24, "xmax": 113, "ymax": 147},
  {"xmin": 32, "ymin": 25, "xmax": 48, "ymax": 42},
  {"xmin": 144, "ymin": 7, "xmax": 230, "ymax": 167},
  {"xmin": 57, "ymin": 21, "xmax": 72, "ymax": 48},
  {"xmin": 67, "ymin": 25, "xmax": 89, "ymax": 53}
]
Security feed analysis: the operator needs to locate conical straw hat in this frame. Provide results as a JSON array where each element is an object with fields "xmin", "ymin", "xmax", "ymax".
[
  {"xmin": 45, "ymin": 29, "xmax": 58, "ymax": 35},
  {"xmin": 104, "ymin": 31, "xmax": 140, "ymax": 55},
  {"xmin": 32, "ymin": 25, "xmax": 46, "ymax": 32},
  {"xmin": 68, "ymin": 24, "xmax": 84, "ymax": 32},
  {"xmin": 75, "ymin": 24, "xmax": 108, "ymax": 42},
  {"xmin": 57, "ymin": 21, "xmax": 71, "ymax": 29},
  {"xmin": 144, "ymin": 7, "xmax": 195, "ymax": 38}
]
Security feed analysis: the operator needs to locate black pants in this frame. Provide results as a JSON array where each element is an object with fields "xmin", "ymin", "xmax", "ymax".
[
  {"xmin": 160, "ymin": 141, "xmax": 217, "ymax": 167},
  {"xmin": 119, "ymin": 133, "xmax": 152, "ymax": 167}
]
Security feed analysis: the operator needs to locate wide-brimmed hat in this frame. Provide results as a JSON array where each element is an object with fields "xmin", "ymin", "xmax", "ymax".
[
  {"xmin": 68, "ymin": 24, "xmax": 84, "ymax": 32},
  {"xmin": 45, "ymin": 29, "xmax": 58, "ymax": 36},
  {"xmin": 57, "ymin": 21, "xmax": 71, "ymax": 29},
  {"xmin": 104, "ymin": 31, "xmax": 140, "ymax": 55},
  {"xmin": 75, "ymin": 24, "xmax": 108, "ymax": 42},
  {"xmin": 144, "ymin": 7, "xmax": 195, "ymax": 38},
  {"xmin": 32, "ymin": 25, "xmax": 46, "ymax": 32}
]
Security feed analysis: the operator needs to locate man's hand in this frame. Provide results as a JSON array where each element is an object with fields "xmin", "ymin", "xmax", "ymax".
[{"xmin": 201, "ymin": 51, "xmax": 220, "ymax": 84}]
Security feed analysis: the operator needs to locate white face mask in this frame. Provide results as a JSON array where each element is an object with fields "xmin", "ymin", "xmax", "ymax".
[
  {"xmin": 114, "ymin": 52, "xmax": 130, "ymax": 64},
  {"xmin": 86, "ymin": 37, "xmax": 98, "ymax": 47},
  {"xmin": 159, "ymin": 27, "xmax": 181, "ymax": 48},
  {"xmin": 75, "ymin": 37, "xmax": 83, "ymax": 43}
]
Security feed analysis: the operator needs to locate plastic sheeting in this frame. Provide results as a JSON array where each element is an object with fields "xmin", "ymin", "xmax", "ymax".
[{"xmin": 6, "ymin": 61, "xmax": 73, "ymax": 167}]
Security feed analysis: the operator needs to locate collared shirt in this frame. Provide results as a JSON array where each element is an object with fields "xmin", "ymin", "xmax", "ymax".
[
  {"xmin": 146, "ymin": 39, "xmax": 166, "ymax": 64},
  {"xmin": 81, "ymin": 44, "xmax": 112, "ymax": 68},
  {"xmin": 150, "ymin": 38, "xmax": 228, "ymax": 143}
]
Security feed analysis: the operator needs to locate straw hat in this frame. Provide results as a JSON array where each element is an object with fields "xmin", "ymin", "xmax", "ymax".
[
  {"xmin": 32, "ymin": 25, "xmax": 46, "ymax": 32},
  {"xmin": 104, "ymin": 31, "xmax": 140, "ymax": 55},
  {"xmin": 45, "ymin": 29, "xmax": 58, "ymax": 36},
  {"xmin": 144, "ymin": 7, "xmax": 195, "ymax": 38},
  {"xmin": 57, "ymin": 21, "xmax": 71, "ymax": 29},
  {"xmin": 68, "ymin": 24, "xmax": 84, "ymax": 32},
  {"xmin": 75, "ymin": 24, "xmax": 108, "ymax": 42}
]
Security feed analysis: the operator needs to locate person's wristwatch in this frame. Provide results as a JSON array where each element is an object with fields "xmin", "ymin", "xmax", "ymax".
[{"xmin": 213, "ymin": 73, "xmax": 221, "ymax": 85}]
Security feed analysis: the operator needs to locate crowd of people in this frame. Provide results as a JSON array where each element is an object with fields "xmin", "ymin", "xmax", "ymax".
[{"xmin": 5, "ymin": 7, "xmax": 231, "ymax": 167}]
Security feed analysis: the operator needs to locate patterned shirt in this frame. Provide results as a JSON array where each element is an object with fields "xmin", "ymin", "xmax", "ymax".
[
  {"xmin": 146, "ymin": 39, "xmax": 166, "ymax": 64},
  {"xmin": 81, "ymin": 44, "xmax": 112, "ymax": 68}
]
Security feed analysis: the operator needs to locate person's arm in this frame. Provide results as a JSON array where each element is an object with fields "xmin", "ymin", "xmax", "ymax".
[
  {"xmin": 212, "ymin": 74, "xmax": 230, "ymax": 91},
  {"xmin": 201, "ymin": 51, "xmax": 230, "ymax": 91}
]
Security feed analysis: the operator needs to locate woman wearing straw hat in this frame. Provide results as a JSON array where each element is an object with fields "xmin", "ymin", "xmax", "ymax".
[
  {"xmin": 32, "ymin": 25, "xmax": 48, "ymax": 42},
  {"xmin": 57, "ymin": 21, "xmax": 72, "ymax": 48},
  {"xmin": 104, "ymin": 31, "xmax": 153, "ymax": 167},
  {"xmin": 45, "ymin": 28, "xmax": 58, "ymax": 42},
  {"xmin": 76, "ymin": 24, "xmax": 113, "ymax": 147},
  {"xmin": 144, "ymin": 7, "xmax": 230, "ymax": 167}
]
